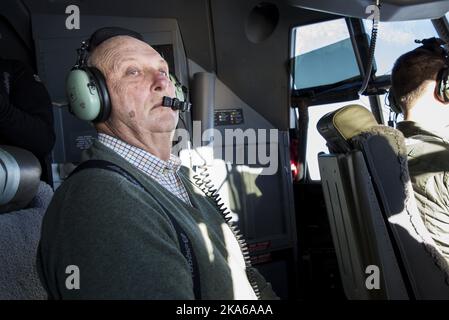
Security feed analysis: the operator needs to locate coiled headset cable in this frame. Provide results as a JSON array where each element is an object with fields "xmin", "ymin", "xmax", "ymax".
[
  {"xmin": 178, "ymin": 116, "xmax": 261, "ymax": 299},
  {"xmin": 359, "ymin": 1, "xmax": 381, "ymax": 95}
]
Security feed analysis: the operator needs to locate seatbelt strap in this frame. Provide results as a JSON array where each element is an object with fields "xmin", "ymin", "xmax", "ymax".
[{"xmin": 69, "ymin": 159, "xmax": 202, "ymax": 299}]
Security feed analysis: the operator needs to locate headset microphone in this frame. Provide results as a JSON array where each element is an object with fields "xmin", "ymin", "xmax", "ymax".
[{"xmin": 162, "ymin": 96, "xmax": 191, "ymax": 112}]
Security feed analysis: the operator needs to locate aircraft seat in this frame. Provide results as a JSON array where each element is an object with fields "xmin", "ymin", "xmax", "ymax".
[
  {"xmin": 0, "ymin": 145, "xmax": 52, "ymax": 299},
  {"xmin": 316, "ymin": 104, "xmax": 449, "ymax": 299}
]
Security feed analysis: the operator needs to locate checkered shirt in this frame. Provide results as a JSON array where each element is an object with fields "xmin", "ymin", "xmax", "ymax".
[{"xmin": 98, "ymin": 133, "xmax": 192, "ymax": 206}]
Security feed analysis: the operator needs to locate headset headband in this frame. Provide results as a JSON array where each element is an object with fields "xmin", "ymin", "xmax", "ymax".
[
  {"xmin": 415, "ymin": 37, "xmax": 448, "ymax": 56},
  {"xmin": 75, "ymin": 27, "xmax": 145, "ymax": 68},
  {"xmin": 88, "ymin": 27, "xmax": 144, "ymax": 52}
]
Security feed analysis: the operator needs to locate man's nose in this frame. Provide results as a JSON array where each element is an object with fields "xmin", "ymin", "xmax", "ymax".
[{"xmin": 151, "ymin": 72, "xmax": 169, "ymax": 93}]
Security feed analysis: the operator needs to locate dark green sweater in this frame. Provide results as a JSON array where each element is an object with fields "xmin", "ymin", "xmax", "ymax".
[{"xmin": 38, "ymin": 141, "xmax": 277, "ymax": 299}]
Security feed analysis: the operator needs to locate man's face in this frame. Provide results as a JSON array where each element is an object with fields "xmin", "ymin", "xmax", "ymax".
[{"xmin": 96, "ymin": 36, "xmax": 178, "ymax": 135}]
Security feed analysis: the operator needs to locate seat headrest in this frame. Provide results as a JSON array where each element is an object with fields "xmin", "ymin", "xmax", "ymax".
[
  {"xmin": 317, "ymin": 104, "xmax": 378, "ymax": 153},
  {"xmin": 0, "ymin": 146, "xmax": 42, "ymax": 214}
]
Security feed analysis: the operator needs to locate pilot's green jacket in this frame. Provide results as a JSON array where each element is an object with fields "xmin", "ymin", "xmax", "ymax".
[
  {"xmin": 37, "ymin": 140, "xmax": 277, "ymax": 299},
  {"xmin": 397, "ymin": 121, "xmax": 449, "ymax": 265}
]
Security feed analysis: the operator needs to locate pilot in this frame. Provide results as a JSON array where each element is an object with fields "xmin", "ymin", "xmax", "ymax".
[
  {"xmin": 37, "ymin": 27, "xmax": 277, "ymax": 299},
  {"xmin": 0, "ymin": 57, "xmax": 55, "ymax": 182},
  {"xmin": 390, "ymin": 38, "xmax": 449, "ymax": 265}
]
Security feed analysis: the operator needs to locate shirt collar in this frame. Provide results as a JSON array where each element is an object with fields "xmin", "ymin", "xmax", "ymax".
[{"xmin": 97, "ymin": 133, "xmax": 182, "ymax": 178}]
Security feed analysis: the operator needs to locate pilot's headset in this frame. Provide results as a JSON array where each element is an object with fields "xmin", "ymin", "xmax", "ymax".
[
  {"xmin": 388, "ymin": 37, "xmax": 449, "ymax": 115},
  {"xmin": 66, "ymin": 27, "xmax": 189, "ymax": 122}
]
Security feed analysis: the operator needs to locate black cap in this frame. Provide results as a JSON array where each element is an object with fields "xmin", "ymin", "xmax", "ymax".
[{"xmin": 87, "ymin": 27, "xmax": 144, "ymax": 52}]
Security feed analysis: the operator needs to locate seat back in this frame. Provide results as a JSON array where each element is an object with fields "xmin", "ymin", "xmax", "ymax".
[
  {"xmin": 317, "ymin": 104, "xmax": 449, "ymax": 299},
  {"xmin": 0, "ymin": 145, "xmax": 52, "ymax": 299},
  {"xmin": 0, "ymin": 145, "xmax": 41, "ymax": 213}
]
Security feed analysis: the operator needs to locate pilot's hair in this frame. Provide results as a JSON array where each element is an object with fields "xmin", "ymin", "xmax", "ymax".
[{"xmin": 391, "ymin": 47, "xmax": 446, "ymax": 113}]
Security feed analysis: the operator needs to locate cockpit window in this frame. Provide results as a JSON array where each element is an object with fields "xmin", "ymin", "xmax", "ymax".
[
  {"xmin": 363, "ymin": 18, "xmax": 439, "ymax": 77},
  {"xmin": 292, "ymin": 19, "xmax": 361, "ymax": 90}
]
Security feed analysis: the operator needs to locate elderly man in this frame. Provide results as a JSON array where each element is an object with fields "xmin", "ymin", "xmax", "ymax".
[{"xmin": 37, "ymin": 27, "xmax": 277, "ymax": 300}]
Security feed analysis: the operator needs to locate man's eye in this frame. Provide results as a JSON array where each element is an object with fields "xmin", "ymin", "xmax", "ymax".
[
  {"xmin": 126, "ymin": 69, "xmax": 140, "ymax": 76},
  {"xmin": 160, "ymin": 70, "xmax": 168, "ymax": 77}
]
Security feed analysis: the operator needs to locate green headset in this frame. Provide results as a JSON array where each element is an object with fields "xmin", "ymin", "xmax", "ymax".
[
  {"xmin": 388, "ymin": 37, "xmax": 449, "ymax": 114},
  {"xmin": 66, "ymin": 27, "xmax": 187, "ymax": 122}
]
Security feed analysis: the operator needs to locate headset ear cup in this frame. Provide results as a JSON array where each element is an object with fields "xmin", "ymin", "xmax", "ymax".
[
  {"xmin": 437, "ymin": 67, "xmax": 449, "ymax": 103},
  {"xmin": 66, "ymin": 68, "xmax": 103, "ymax": 121},
  {"xmin": 65, "ymin": 67, "xmax": 110, "ymax": 122},
  {"xmin": 88, "ymin": 67, "xmax": 111, "ymax": 122}
]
